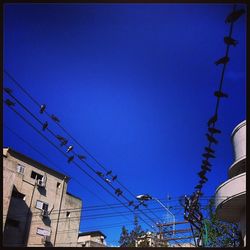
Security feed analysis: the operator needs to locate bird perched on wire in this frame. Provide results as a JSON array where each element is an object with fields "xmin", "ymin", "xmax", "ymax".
[
  {"xmin": 115, "ymin": 188, "xmax": 123, "ymax": 196},
  {"xmin": 56, "ymin": 135, "xmax": 68, "ymax": 146},
  {"xmin": 77, "ymin": 154, "xmax": 86, "ymax": 160},
  {"xmin": 68, "ymin": 156, "xmax": 74, "ymax": 163},
  {"xmin": 205, "ymin": 146, "xmax": 215, "ymax": 154},
  {"xmin": 202, "ymin": 152, "xmax": 215, "ymax": 159},
  {"xmin": 42, "ymin": 121, "xmax": 48, "ymax": 131},
  {"xmin": 202, "ymin": 159, "xmax": 212, "ymax": 167},
  {"xmin": 214, "ymin": 91, "xmax": 228, "ymax": 98},
  {"xmin": 198, "ymin": 170, "xmax": 206, "ymax": 178},
  {"xmin": 112, "ymin": 175, "xmax": 117, "ymax": 181},
  {"xmin": 40, "ymin": 104, "xmax": 46, "ymax": 114},
  {"xmin": 215, "ymin": 56, "xmax": 229, "ymax": 65},
  {"xmin": 208, "ymin": 127, "xmax": 221, "ymax": 134},
  {"xmin": 206, "ymin": 133, "xmax": 218, "ymax": 144},
  {"xmin": 106, "ymin": 170, "xmax": 112, "ymax": 176},
  {"xmin": 4, "ymin": 87, "xmax": 12, "ymax": 94},
  {"xmin": 51, "ymin": 114, "xmax": 60, "ymax": 123},
  {"xmin": 200, "ymin": 175, "xmax": 208, "ymax": 182},
  {"xmin": 195, "ymin": 184, "xmax": 202, "ymax": 189},
  {"xmin": 128, "ymin": 201, "xmax": 134, "ymax": 206},
  {"xmin": 66, "ymin": 145, "xmax": 73, "ymax": 153},
  {"xmin": 225, "ymin": 8, "xmax": 245, "ymax": 24},
  {"xmin": 224, "ymin": 36, "xmax": 238, "ymax": 46},
  {"xmin": 207, "ymin": 114, "xmax": 217, "ymax": 127},
  {"xmin": 134, "ymin": 204, "xmax": 140, "ymax": 210},
  {"xmin": 96, "ymin": 171, "xmax": 104, "ymax": 177},
  {"xmin": 201, "ymin": 165, "xmax": 211, "ymax": 172},
  {"xmin": 5, "ymin": 99, "xmax": 15, "ymax": 106},
  {"xmin": 199, "ymin": 179, "xmax": 207, "ymax": 185}
]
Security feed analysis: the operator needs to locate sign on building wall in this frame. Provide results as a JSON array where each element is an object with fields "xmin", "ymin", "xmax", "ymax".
[{"xmin": 36, "ymin": 227, "xmax": 50, "ymax": 236}]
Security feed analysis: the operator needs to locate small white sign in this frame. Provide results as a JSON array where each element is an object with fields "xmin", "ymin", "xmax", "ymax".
[{"xmin": 36, "ymin": 227, "xmax": 50, "ymax": 236}]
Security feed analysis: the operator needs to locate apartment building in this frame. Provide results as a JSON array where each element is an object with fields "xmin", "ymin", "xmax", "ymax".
[
  {"xmin": 214, "ymin": 120, "xmax": 246, "ymax": 246},
  {"xmin": 77, "ymin": 231, "xmax": 107, "ymax": 247},
  {"xmin": 3, "ymin": 147, "xmax": 82, "ymax": 247}
]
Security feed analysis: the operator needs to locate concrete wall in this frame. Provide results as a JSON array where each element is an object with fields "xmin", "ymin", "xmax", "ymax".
[
  {"xmin": 3, "ymin": 148, "xmax": 82, "ymax": 247},
  {"xmin": 77, "ymin": 234, "xmax": 106, "ymax": 247}
]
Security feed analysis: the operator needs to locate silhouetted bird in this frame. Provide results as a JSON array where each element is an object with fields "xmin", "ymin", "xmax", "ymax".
[
  {"xmin": 42, "ymin": 121, "xmax": 48, "ymax": 131},
  {"xmin": 214, "ymin": 91, "xmax": 228, "ymax": 98},
  {"xmin": 77, "ymin": 154, "xmax": 86, "ymax": 160},
  {"xmin": 56, "ymin": 135, "xmax": 65, "ymax": 141},
  {"xmin": 51, "ymin": 114, "xmax": 60, "ymax": 122},
  {"xmin": 115, "ymin": 188, "xmax": 122, "ymax": 196},
  {"xmin": 207, "ymin": 114, "xmax": 217, "ymax": 127},
  {"xmin": 198, "ymin": 171, "xmax": 206, "ymax": 178},
  {"xmin": 199, "ymin": 179, "xmax": 207, "ymax": 184},
  {"xmin": 66, "ymin": 145, "xmax": 73, "ymax": 153},
  {"xmin": 60, "ymin": 139, "xmax": 68, "ymax": 146},
  {"xmin": 215, "ymin": 56, "xmax": 229, "ymax": 66},
  {"xmin": 202, "ymin": 159, "xmax": 212, "ymax": 166},
  {"xmin": 202, "ymin": 152, "xmax": 215, "ymax": 159},
  {"xmin": 225, "ymin": 9, "xmax": 245, "ymax": 24},
  {"xmin": 205, "ymin": 146, "xmax": 215, "ymax": 154},
  {"xmin": 208, "ymin": 127, "xmax": 221, "ymax": 134},
  {"xmin": 201, "ymin": 175, "xmax": 208, "ymax": 182},
  {"xmin": 106, "ymin": 170, "xmax": 112, "ymax": 175},
  {"xmin": 96, "ymin": 171, "xmax": 104, "ymax": 177},
  {"xmin": 40, "ymin": 104, "xmax": 46, "ymax": 114},
  {"xmin": 4, "ymin": 87, "xmax": 12, "ymax": 94},
  {"xmin": 201, "ymin": 165, "xmax": 211, "ymax": 172},
  {"xmin": 195, "ymin": 184, "xmax": 202, "ymax": 189},
  {"xmin": 68, "ymin": 155, "xmax": 74, "ymax": 163},
  {"xmin": 112, "ymin": 175, "xmax": 117, "ymax": 181},
  {"xmin": 134, "ymin": 204, "xmax": 140, "ymax": 210},
  {"xmin": 5, "ymin": 99, "xmax": 15, "ymax": 106},
  {"xmin": 206, "ymin": 133, "xmax": 218, "ymax": 144},
  {"xmin": 128, "ymin": 201, "xmax": 134, "ymax": 206},
  {"xmin": 224, "ymin": 36, "xmax": 238, "ymax": 46}
]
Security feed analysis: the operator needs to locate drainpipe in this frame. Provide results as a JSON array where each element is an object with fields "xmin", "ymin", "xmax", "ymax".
[
  {"xmin": 24, "ymin": 180, "xmax": 37, "ymax": 246},
  {"xmin": 53, "ymin": 177, "xmax": 66, "ymax": 246}
]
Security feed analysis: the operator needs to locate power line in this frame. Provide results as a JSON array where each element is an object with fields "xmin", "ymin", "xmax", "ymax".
[
  {"xmin": 4, "ymin": 100, "xmax": 156, "ymax": 230},
  {"xmin": 4, "ymin": 69, "xmax": 162, "ymax": 222}
]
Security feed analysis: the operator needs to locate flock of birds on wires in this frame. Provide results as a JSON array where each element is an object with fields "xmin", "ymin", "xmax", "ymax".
[
  {"xmin": 3, "ymin": 5, "xmax": 245, "ymax": 244},
  {"xmin": 183, "ymin": 6, "xmax": 245, "ymax": 247},
  {"xmin": 4, "ymin": 75, "xmax": 162, "ymax": 231}
]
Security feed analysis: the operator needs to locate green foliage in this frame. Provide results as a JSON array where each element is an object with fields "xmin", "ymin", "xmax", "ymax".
[
  {"xmin": 202, "ymin": 197, "xmax": 243, "ymax": 247},
  {"xmin": 119, "ymin": 215, "xmax": 147, "ymax": 247}
]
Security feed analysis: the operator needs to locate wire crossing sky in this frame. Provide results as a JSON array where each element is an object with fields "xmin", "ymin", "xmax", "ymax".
[{"xmin": 3, "ymin": 3, "xmax": 246, "ymax": 246}]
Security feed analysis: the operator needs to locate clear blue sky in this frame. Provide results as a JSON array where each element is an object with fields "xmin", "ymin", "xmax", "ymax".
[{"xmin": 3, "ymin": 3, "xmax": 246, "ymax": 246}]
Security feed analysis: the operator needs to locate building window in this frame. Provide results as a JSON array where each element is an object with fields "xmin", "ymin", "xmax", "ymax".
[
  {"xmin": 17, "ymin": 164, "xmax": 25, "ymax": 174},
  {"xmin": 57, "ymin": 182, "xmax": 61, "ymax": 188},
  {"xmin": 66, "ymin": 211, "xmax": 71, "ymax": 218},
  {"xmin": 36, "ymin": 200, "xmax": 49, "ymax": 211},
  {"xmin": 5, "ymin": 218, "xmax": 20, "ymax": 228},
  {"xmin": 31, "ymin": 171, "xmax": 43, "ymax": 180}
]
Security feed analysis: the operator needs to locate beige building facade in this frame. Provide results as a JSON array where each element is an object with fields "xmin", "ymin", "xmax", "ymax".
[
  {"xmin": 77, "ymin": 231, "xmax": 107, "ymax": 247},
  {"xmin": 214, "ymin": 120, "xmax": 246, "ymax": 246},
  {"xmin": 3, "ymin": 147, "xmax": 82, "ymax": 247}
]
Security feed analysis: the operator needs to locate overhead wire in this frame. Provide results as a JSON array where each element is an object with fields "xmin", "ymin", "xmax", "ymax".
[
  {"xmin": 3, "ymin": 96, "xmax": 157, "ymax": 230},
  {"xmin": 4, "ymin": 68, "xmax": 163, "ymax": 223}
]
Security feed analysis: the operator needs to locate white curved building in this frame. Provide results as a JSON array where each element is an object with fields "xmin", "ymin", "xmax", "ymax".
[{"xmin": 214, "ymin": 120, "xmax": 246, "ymax": 246}]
